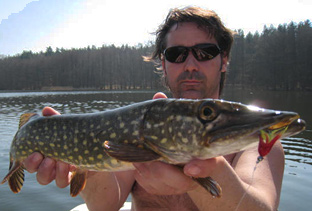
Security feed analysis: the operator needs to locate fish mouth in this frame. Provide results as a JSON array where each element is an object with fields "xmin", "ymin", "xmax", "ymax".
[
  {"xmin": 205, "ymin": 110, "xmax": 302, "ymax": 144},
  {"xmin": 262, "ymin": 117, "xmax": 306, "ymax": 138},
  {"xmin": 267, "ymin": 114, "xmax": 300, "ymax": 130}
]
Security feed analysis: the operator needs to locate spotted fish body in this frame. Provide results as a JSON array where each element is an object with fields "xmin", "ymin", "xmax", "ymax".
[
  {"xmin": 9, "ymin": 101, "xmax": 152, "ymax": 172},
  {"xmin": 1, "ymin": 98, "xmax": 305, "ymax": 197}
]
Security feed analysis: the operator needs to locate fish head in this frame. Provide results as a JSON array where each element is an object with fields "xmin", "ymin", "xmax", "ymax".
[{"xmin": 143, "ymin": 99, "xmax": 304, "ymax": 162}]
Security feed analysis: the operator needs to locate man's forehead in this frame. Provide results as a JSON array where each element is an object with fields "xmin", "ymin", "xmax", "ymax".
[
  {"xmin": 166, "ymin": 22, "xmax": 216, "ymax": 46},
  {"xmin": 168, "ymin": 22, "xmax": 208, "ymax": 32}
]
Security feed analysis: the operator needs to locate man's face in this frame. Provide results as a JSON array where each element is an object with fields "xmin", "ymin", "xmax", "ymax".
[{"xmin": 162, "ymin": 22, "xmax": 228, "ymax": 99}]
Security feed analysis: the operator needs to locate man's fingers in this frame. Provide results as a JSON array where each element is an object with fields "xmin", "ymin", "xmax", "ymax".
[
  {"xmin": 55, "ymin": 161, "xmax": 71, "ymax": 188},
  {"xmin": 24, "ymin": 153, "xmax": 73, "ymax": 188},
  {"xmin": 42, "ymin": 106, "xmax": 61, "ymax": 116},
  {"xmin": 36, "ymin": 158, "xmax": 56, "ymax": 185},
  {"xmin": 23, "ymin": 152, "xmax": 44, "ymax": 173},
  {"xmin": 184, "ymin": 158, "xmax": 220, "ymax": 178},
  {"xmin": 133, "ymin": 162, "xmax": 196, "ymax": 195}
]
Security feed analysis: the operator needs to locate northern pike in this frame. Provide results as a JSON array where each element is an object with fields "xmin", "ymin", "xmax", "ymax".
[{"xmin": 1, "ymin": 99, "xmax": 306, "ymax": 197}]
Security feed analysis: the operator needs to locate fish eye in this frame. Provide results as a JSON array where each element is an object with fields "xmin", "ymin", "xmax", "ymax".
[{"xmin": 199, "ymin": 105, "xmax": 217, "ymax": 122}]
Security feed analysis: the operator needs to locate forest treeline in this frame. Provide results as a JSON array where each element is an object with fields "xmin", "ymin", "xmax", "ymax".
[
  {"xmin": 229, "ymin": 20, "xmax": 312, "ymax": 91},
  {"xmin": 0, "ymin": 20, "xmax": 311, "ymax": 91}
]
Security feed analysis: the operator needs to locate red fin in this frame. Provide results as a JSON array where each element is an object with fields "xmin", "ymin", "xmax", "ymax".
[
  {"xmin": 19, "ymin": 113, "xmax": 38, "ymax": 128},
  {"xmin": 70, "ymin": 169, "xmax": 88, "ymax": 197},
  {"xmin": 1, "ymin": 160, "xmax": 24, "ymax": 193}
]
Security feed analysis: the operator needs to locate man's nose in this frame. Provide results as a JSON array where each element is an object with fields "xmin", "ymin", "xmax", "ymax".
[{"xmin": 183, "ymin": 51, "xmax": 199, "ymax": 72}]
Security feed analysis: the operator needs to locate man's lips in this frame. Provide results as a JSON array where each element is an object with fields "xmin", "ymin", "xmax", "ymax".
[{"xmin": 180, "ymin": 80, "xmax": 201, "ymax": 85}]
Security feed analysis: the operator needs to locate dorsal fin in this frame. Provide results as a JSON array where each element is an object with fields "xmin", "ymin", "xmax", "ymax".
[{"xmin": 19, "ymin": 113, "xmax": 38, "ymax": 128}]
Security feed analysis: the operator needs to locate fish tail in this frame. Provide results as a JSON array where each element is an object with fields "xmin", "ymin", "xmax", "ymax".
[{"xmin": 1, "ymin": 154, "xmax": 25, "ymax": 194}]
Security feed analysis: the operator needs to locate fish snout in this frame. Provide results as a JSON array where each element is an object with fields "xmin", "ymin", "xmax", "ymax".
[{"xmin": 268, "ymin": 111, "xmax": 300, "ymax": 130}]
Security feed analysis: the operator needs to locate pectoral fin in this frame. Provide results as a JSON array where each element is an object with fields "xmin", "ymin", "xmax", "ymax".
[
  {"xmin": 70, "ymin": 169, "xmax": 88, "ymax": 197},
  {"xmin": 104, "ymin": 140, "xmax": 161, "ymax": 162},
  {"xmin": 193, "ymin": 177, "xmax": 222, "ymax": 198}
]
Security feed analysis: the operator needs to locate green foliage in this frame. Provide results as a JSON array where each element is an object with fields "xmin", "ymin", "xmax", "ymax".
[
  {"xmin": 0, "ymin": 20, "xmax": 311, "ymax": 91},
  {"xmin": 0, "ymin": 44, "xmax": 161, "ymax": 91},
  {"xmin": 227, "ymin": 20, "xmax": 312, "ymax": 91}
]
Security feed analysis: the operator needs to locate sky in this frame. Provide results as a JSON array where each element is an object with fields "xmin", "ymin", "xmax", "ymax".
[{"xmin": 0, "ymin": 0, "xmax": 311, "ymax": 56}]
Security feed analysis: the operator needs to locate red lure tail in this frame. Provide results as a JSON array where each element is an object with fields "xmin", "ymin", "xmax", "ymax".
[{"xmin": 257, "ymin": 127, "xmax": 288, "ymax": 162}]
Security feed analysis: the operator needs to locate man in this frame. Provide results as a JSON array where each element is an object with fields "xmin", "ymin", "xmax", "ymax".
[{"xmin": 24, "ymin": 7, "xmax": 284, "ymax": 210}]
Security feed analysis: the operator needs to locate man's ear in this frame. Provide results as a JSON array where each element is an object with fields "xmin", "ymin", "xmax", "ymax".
[
  {"xmin": 162, "ymin": 59, "xmax": 167, "ymax": 76},
  {"xmin": 220, "ymin": 56, "xmax": 228, "ymax": 73}
]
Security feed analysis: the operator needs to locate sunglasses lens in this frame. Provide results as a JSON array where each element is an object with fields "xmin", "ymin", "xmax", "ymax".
[
  {"xmin": 193, "ymin": 44, "xmax": 220, "ymax": 61},
  {"xmin": 164, "ymin": 47, "xmax": 188, "ymax": 63},
  {"xmin": 164, "ymin": 44, "xmax": 221, "ymax": 63}
]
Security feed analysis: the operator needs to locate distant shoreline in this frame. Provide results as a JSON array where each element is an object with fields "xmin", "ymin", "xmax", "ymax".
[
  {"xmin": 1, "ymin": 84, "xmax": 311, "ymax": 94},
  {"xmin": 0, "ymin": 88, "xmax": 166, "ymax": 94}
]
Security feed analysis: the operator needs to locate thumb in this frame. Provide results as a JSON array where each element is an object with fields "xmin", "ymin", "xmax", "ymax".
[
  {"xmin": 42, "ymin": 107, "xmax": 61, "ymax": 116},
  {"xmin": 153, "ymin": 92, "xmax": 167, "ymax": 99}
]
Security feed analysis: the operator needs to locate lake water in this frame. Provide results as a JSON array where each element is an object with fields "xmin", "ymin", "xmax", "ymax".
[{"xmin": 0, "ymin": 89, "xmax": 311, "ymax": 210}]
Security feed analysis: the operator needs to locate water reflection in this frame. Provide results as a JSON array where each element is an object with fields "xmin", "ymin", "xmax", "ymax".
[
  {"xmin": 0, "ymin": 90, "xmax": 311, "ymax": 211},
  {"xmin": 0, "ymin": 91, "xmax": 157, "ymax": 114},
  {"xmin": 282, "ymin": 137, "xmax": 312, "ymax": 165}
]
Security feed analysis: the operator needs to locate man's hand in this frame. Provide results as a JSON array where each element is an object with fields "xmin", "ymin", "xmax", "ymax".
[
  {"xmin": 152, "ymin": 92, "xmax": 168, "ymax": 99},
  {"xmin": 23, "ymin": 107, "xmax": 73, "ymax": 188},
  {"xmin": 133, "ymin": 157, "xmax": 221, "ymax": 195},
  {"xmin": 133, "ymin": 161, "xmax": 199, "ymax": 195}
]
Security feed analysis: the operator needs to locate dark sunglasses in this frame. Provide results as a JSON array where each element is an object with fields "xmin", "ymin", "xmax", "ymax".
[{"xmin": 163, "ymin": 43, "xmax": 221, "ymax": 63}]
